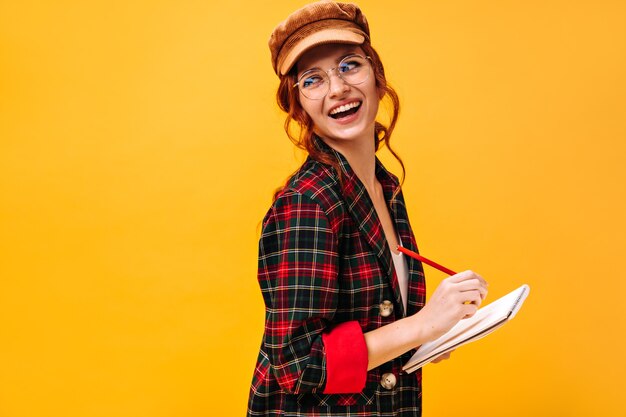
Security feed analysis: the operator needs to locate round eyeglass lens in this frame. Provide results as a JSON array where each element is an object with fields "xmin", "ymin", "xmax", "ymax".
[
  {"xmin": 337, "ymin": 55, "xmax": 370, "ymax": 85},
  {"xmin": 299, "ymin": 71, "xmax": 328, "ymax": 100},
  {"xmin": 297, "ymin": 55, "xmax": 371, "ymax": 100}
]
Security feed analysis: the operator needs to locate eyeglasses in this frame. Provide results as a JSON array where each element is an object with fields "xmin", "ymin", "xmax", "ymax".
[{"xmin": 293, "ymin": 54, "xmax": 372, "ymax": 100}]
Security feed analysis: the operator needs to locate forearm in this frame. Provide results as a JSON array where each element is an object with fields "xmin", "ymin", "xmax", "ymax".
[
  {"xmin": 364, "ymin": 270, "xmax": 489, "ymax": 371},
  {"xmin": 363, "ymin": 313, "xmax": 429, "ymax": 371}
]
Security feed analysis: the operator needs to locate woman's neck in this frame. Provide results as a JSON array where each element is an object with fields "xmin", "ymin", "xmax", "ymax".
[{"xmin": 319, "ymin": 132, "xmax": 378, "ymax": 192}]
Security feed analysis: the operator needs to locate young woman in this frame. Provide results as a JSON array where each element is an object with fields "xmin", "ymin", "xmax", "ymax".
[{"xmin": 248, "ymin": 2, "xmax": 488, "ymax": 416}]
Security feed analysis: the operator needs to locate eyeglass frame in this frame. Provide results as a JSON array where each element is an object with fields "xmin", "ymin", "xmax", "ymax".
[{"xmin": 292, "ymin": 54, "xmax": 373, "ymax": 100}]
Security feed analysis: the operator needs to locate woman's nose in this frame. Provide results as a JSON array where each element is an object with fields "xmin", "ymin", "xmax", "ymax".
[{"xmin": 327, "ymin": 72, "xmax": 350, "ymax": 98}]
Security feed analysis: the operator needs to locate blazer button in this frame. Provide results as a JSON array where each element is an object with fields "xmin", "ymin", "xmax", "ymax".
[
  {"xmin": 379, "ymin": 300, "xmax": 394, "ymax": 317},
  {"xmin": 380, "ymin": 373, "xmax": 397, "ymax": 390}
]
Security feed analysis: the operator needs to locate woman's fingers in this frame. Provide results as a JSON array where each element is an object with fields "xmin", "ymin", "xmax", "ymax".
[
  {"xmin": 461, "ymin": 289, "xmax": 484, "ymax": 307},
  {"xmin": 448, "ymin": 270, "xmax": 488, "ymax": 287},
  {"xmin": 442, "ymin": 273, "xmax": 488, "ymax": 303},
  {"xmin": 420, "ymin": 270, "xmax": 489, "ymax": 339},
  {"xmin": 446, "ymin": 273, "xmax": 488, "ymax": 313},
  {"xmin": 455, "ymin": 279, "xmax": 488, "ymax": 300}
]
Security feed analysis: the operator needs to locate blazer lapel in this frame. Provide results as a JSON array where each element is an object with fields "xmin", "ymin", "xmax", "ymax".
[
  {"xmin": 383, "ymin": 174, "xmax": 426, "ymax": 317},
  {"xmin": 339, "ymin": 157, "xmax": 395, "ymax": 286},
  {"xmin": 320, "ymin": 142, "xmax": 403, "ymax": 314}
]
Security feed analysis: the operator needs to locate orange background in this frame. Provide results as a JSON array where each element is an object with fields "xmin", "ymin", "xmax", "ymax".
[{"xmin": 1, "ymin": 1, "xmax": 625, "ymax": 416}]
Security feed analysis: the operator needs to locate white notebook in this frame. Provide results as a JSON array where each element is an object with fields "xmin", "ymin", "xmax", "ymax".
[{"xmin": 403, "ymin": 284, "xmax": 530, "ymax": 373}]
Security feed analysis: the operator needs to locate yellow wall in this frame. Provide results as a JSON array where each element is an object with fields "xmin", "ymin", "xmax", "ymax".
[{"xmin": 1, "ymin": 1, "xmax": 625, "ymax": 416}]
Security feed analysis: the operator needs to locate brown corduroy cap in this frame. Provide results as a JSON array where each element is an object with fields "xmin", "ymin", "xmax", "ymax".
[{"xmin": 269, "ymin": 1, "xmax": 370, "ymax": 76}]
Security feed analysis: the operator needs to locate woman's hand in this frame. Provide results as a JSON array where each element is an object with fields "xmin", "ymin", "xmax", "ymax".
[
  {"xmin": 413, "ymin": 270, "xmax": 488, "ymax": 342},
  {"xmin": 363, "ymin": 271, "xmax": 487, "ymax": 370}
]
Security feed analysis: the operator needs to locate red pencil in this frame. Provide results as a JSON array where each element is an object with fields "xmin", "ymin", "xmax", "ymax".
[{"xmin": 396, "ymin": 245, "xmax": 457, "ymax": 276}]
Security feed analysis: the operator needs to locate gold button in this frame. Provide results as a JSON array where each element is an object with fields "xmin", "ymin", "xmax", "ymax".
[
  {"xmin": 379, "ymin": 300, "xmax": 393, "ymax": 317},
  {"xmin": 380, "ymin": 373, "xmax": 397, "ymax": 390}
]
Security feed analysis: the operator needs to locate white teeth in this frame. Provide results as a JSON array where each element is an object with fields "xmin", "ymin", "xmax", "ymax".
[{"xmin": 329, "ymin": 101, "xmax": 360, "ymax": 115}]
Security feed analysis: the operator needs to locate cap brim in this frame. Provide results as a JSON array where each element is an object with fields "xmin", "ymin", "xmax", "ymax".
[{"xmin": 279, "ymin": 28, "xmax": 365, "ymax": 75}]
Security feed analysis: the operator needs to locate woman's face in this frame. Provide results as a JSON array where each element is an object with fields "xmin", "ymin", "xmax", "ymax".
[{"xmin": 296, "ymin": 43, "xmax": 381, "ymax": 147}]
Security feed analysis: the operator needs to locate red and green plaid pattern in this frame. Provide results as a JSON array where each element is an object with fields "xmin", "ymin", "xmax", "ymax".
[{"xmin": 248, "ymin": 139, "xmax": 427, "ymax": 416}]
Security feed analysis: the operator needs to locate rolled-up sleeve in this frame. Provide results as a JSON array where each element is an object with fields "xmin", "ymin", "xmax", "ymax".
[
  {"xmin": 258, "ymin": 190, "xmax": 368, "ymax": 395},
  {"xmin": 322, "ymin": 321, "xmax": 367, "ymax": 393}
]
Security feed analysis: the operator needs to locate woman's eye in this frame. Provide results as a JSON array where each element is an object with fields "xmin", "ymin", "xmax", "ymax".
[
  {"xmin": 302, "ymin": 74, "xmax": 324, "ymax": 88},
  {"xmin": 339, "ymin": 60, "xmax": 360, "ymax": 73}
]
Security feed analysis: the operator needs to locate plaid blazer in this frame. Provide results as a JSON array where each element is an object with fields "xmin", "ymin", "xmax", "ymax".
[{"xmin": 248, "ymin": 140, "xmax": 426, "ymax": 416}]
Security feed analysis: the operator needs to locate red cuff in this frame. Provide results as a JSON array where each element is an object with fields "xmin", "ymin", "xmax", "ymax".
[{"xmin": 321, "ymin": 321, "xmax": 368, "ymax": 394}]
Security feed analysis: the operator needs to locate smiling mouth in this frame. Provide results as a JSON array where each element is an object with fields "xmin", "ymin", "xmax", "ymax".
[{"xmin": 329, "ymin": 101, "xmax": 362, "ymax": 119}]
